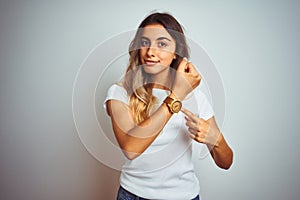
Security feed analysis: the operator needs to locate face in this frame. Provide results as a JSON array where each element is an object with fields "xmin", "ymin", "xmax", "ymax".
[{"xmin": 139, "ymin": 24, "xmax": 177, "ymax": 75}]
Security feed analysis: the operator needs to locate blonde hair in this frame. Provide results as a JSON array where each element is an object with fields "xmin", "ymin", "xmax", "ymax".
[
  {"xmin": 123, "ymin": 50, "xmax": 157, "ymax": 124},
  {"xmin": 123, "ymin": 12, "xmax": 189, "ymax": 124}
]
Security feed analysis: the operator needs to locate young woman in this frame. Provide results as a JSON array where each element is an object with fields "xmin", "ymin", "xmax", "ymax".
[{"xmin": 104, "ymin": 12, "xmax": 233, "ymax": 200}]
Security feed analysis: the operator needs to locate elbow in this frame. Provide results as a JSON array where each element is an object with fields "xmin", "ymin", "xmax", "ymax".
[
  {"xmin": 217, "ymin": 151, "xmax": 234, "ymax": 170},
  {"xmin": 123, "ymin": 150, "xmax": 141, "ymax": 160},
  {"xmin": 124, "ymin": 153, "xmax": 137, "ymax": 160},
  {"xmin": 219, "ymin": 162, "xmax": 233, "ymax": 170},
  {"xmin": 120, "ymin": 141, "xmax": 146, "ymax": 160},
  {"xmin": 217, "ymin": 159, "xmax": 233, "ymax": 170}
]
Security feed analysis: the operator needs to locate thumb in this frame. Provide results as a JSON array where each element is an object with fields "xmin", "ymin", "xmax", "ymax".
[
  {"xmin": 177, "ymin": 57, "xmax": 189, "ymax": 73},
  {"xmin": 186, "ymin": 62, "xmax": 199, "ymax": 75}
]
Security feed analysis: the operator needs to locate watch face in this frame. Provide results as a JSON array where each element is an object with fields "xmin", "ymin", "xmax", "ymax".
[{"xmin": 171, "ymin": 101, "xmax": 182, "ymax": 113}]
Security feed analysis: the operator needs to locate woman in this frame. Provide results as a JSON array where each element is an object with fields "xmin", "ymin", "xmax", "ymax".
[{"xmin": 104, "ymin": 12, "xmax": 233, "ymax": 200}]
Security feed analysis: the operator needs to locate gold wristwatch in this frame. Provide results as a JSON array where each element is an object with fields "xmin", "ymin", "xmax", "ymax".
[{"xmin": 164, "ymin": 96, "xmax": 182, "ymax": 113}]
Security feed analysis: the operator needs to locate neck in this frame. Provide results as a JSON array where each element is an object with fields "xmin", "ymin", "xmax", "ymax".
[
  {"xmin": 148, "ymin": 83, "xmax": 171, "ymax": 90},
  {"xmin": 148, "ymin": 68, "xmax": 173, "ymax": 91}
]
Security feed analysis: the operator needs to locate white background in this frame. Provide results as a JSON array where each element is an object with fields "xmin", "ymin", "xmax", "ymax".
[{"xmin": 0, "ymin": 0, "xmax": 299, "ymax": 199}]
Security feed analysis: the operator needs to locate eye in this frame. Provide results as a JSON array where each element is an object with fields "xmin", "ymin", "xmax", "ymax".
[
  {"xmin": 141, "ymin": 40, "xmax": 150, "ymax": 47},
  {"xmin": 158, "ymin": 41, "xmax": 168, "ymax": 48}
]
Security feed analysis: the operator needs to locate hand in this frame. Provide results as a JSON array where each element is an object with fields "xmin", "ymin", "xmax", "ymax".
[
  {"xmin": 172, "ymin": 58, "xmax": 201, "ymax": 100},
  {"xmin": 181, "ymin": 108, "xmax": 221, "ymax": 146}
]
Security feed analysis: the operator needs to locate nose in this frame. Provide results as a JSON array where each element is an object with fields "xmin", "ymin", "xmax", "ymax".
[{"xmin": 146, "ymin": 46, "xmax": 156, "ymax": 57}]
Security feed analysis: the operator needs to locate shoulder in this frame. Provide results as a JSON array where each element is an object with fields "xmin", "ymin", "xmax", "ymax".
[
  {"xmin": 107, "ymin": 83, "xmax": 127, "ymax": 96},
  {"xmin": 105, "ymin": 83, "xmax": 129, "ymax": 105}
]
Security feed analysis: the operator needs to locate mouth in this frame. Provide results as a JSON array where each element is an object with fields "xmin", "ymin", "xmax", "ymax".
[{"xmin": 144, "ymin": 59, "xmax": 160, "ymax": 66}]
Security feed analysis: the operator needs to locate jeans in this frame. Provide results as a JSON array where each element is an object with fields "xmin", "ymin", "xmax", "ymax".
[{"xmin": 117, "ymin": 186, "xmax": 200, "ymax": 200}]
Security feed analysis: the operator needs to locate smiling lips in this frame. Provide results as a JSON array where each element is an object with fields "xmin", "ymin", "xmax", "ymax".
[{"xmin": 144, "ymin": 59, "xmax": 160, "ymax": 65}]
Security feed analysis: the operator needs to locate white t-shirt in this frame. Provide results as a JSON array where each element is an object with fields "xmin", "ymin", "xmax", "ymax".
[{"xmin": 104, "ymin": 84, "xmax": 214, "ymax": 200}]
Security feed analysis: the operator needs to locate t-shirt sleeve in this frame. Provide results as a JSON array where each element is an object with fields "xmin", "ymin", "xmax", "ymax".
[
  {"xmin": 195, "ymin": 89, "xmax": 214, "ymax": 120},
  {"xmin": 103, "ymin": 84, "xmax": 129, "ymax": 112}
]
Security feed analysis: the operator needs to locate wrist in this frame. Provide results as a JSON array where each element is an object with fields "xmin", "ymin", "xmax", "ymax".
[
  {"xmin": 214, "ymin": 132, "xmax": 223, "ymax": 149},
  {"xmin": 170, "ymin": 90, "xmax": 185, "ymax": 101},
  {"xmin": 164, "ymin": 94, "xmax": 182, "ymax": 114},
  {"xmin": 169, "ymin": 92, "xmax": 179, "ymax": 99},
  {"xmin": 162, "ymin": 101, "xmax": 174, "ymax": 115}
]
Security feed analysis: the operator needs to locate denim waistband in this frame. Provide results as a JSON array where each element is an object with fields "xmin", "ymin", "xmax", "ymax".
[
  {"xmin": 117, "ymin": 186, "xmax": 149, "ymax": 200},
  {"xmin": 117, "ymin": 186, "xmax": 200, "ymax": 200}
]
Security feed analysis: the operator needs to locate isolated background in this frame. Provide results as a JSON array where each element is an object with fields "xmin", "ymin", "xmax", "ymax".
[{"xmin": 1, "ymin": 0, "xmax": 299, "ymax": 200}]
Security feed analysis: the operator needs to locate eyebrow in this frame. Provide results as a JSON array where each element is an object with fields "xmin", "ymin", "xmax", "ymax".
[
  {"xmin": 141, "ymin": 36, "xmax": 172, "ymax": 41},
  {"xmin": 157, "ymin": 37, "xmax": 171, "ymax": 41}
]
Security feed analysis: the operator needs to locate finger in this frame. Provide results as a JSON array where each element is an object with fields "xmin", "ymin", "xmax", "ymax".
[
  {"xmin": 188, "ymin": 121, "xmax": 205, "ymax": 133},
  {"xmin": 198, "ymin": 118, "xmax": 207, "ymax": 125},
  {"xmin": 185, "ymin": 119, "xmax": 198, "ymax": 130},
  {"xmin": 181, "ymin": 108, "xmax": 199, "ymax": 123},
  {"xmin": 185, "ymin": 62, "xmax": 197, "ymax": 73},
  {"xmin": 184, "ymin": 116, "xmax": 194, "ymax": 123},
  {"xmin": 176, "ymin": 57, "xmax": 189, "ymax": 72},
  {"xmin": 189, "ymin": 133, "xmax": 196, "ymax": 140},
  {"xmin": 189, "ymin": 128, "xmax": 206, "ymax": 138},
  {"xmin": 184, "ymin": 116, "xmax": 192, "ymax": 123},
  {"xmin": 181, "ymin": 107, "xmax": 193, "ymax": 117},
  {"xmin": 188, "ymin": 127, "xmax": 205, "ymax": 135},
  {"xmin": 188, "ymin": 64, "xmax": 202, "ymax": 80},
  {"xmin": 188, "ymin": 129, "xmax": 205, "ymax": 143},
  {"xmin": 188, "ymin": 128, "xmax": 197, "ymax": 136},
  {"xmin": 182, "ymin": 108, "xmax": 207, "ymax": 127}
]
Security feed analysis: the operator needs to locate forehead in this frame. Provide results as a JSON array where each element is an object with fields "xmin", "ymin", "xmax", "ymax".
[{"xmin": 141, "ymin": 24, "xmax": 175, "ymax": 41}]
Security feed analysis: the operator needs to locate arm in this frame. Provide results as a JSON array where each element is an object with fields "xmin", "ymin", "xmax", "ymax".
[
  {"xmin": 106, "ymin": 98, "xmax": 173, "ymax": 160},
  {"xmin": 107, "ymin": 58, "xmax": 201, "ymax": 160},
  {"xmin": 182, "ymin": 108, "xmax": 233, "ymax": 170},
  {"xmin": 206, "ymin": 117, "xmax": 233, "ymax": 170}
]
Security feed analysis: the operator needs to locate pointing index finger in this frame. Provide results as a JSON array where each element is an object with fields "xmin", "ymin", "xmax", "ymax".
[{"xmin": 181, "ymin": 108, "xmax": 199, "ymax": 123}]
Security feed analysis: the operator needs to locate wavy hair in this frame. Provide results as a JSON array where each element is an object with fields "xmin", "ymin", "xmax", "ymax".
[{"xmin": 123, "ymin": 12, "xmax": 190, "ymax": 124}]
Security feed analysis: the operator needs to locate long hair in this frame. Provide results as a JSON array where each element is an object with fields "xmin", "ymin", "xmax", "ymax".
[{"xmin": 123, "ymin": 12, "xmax": 190, "ymax": 124}]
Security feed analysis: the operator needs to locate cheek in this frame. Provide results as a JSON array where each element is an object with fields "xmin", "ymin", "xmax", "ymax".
[
  {"xmin": 139, "ymin": 49, "xmax": 145, "ymax": 57},
  {"xmin": 139, "ymin": 49, "xmax": 146, "ymax": 63},
  {"xmin": 159, "ymin": 52, "xmax": 175, "ymax": 65}
]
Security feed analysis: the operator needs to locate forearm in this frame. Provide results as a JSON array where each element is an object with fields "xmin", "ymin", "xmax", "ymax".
[
  {"xmin": 112, "ymin": 102, "xmax": 172, "ymax": 159},
  {"xmin": 208, "ymin": 133, "xmax": 233, "ymax": 170}
]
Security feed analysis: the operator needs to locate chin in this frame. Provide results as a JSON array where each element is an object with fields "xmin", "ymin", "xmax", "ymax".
[
  {"xmin": 143, "ymin": 68, "xmax": 159, "ymax": 75},
  {"xmin": 143, "ymin": 65, "xmax": 167, "ymax": 75}
]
